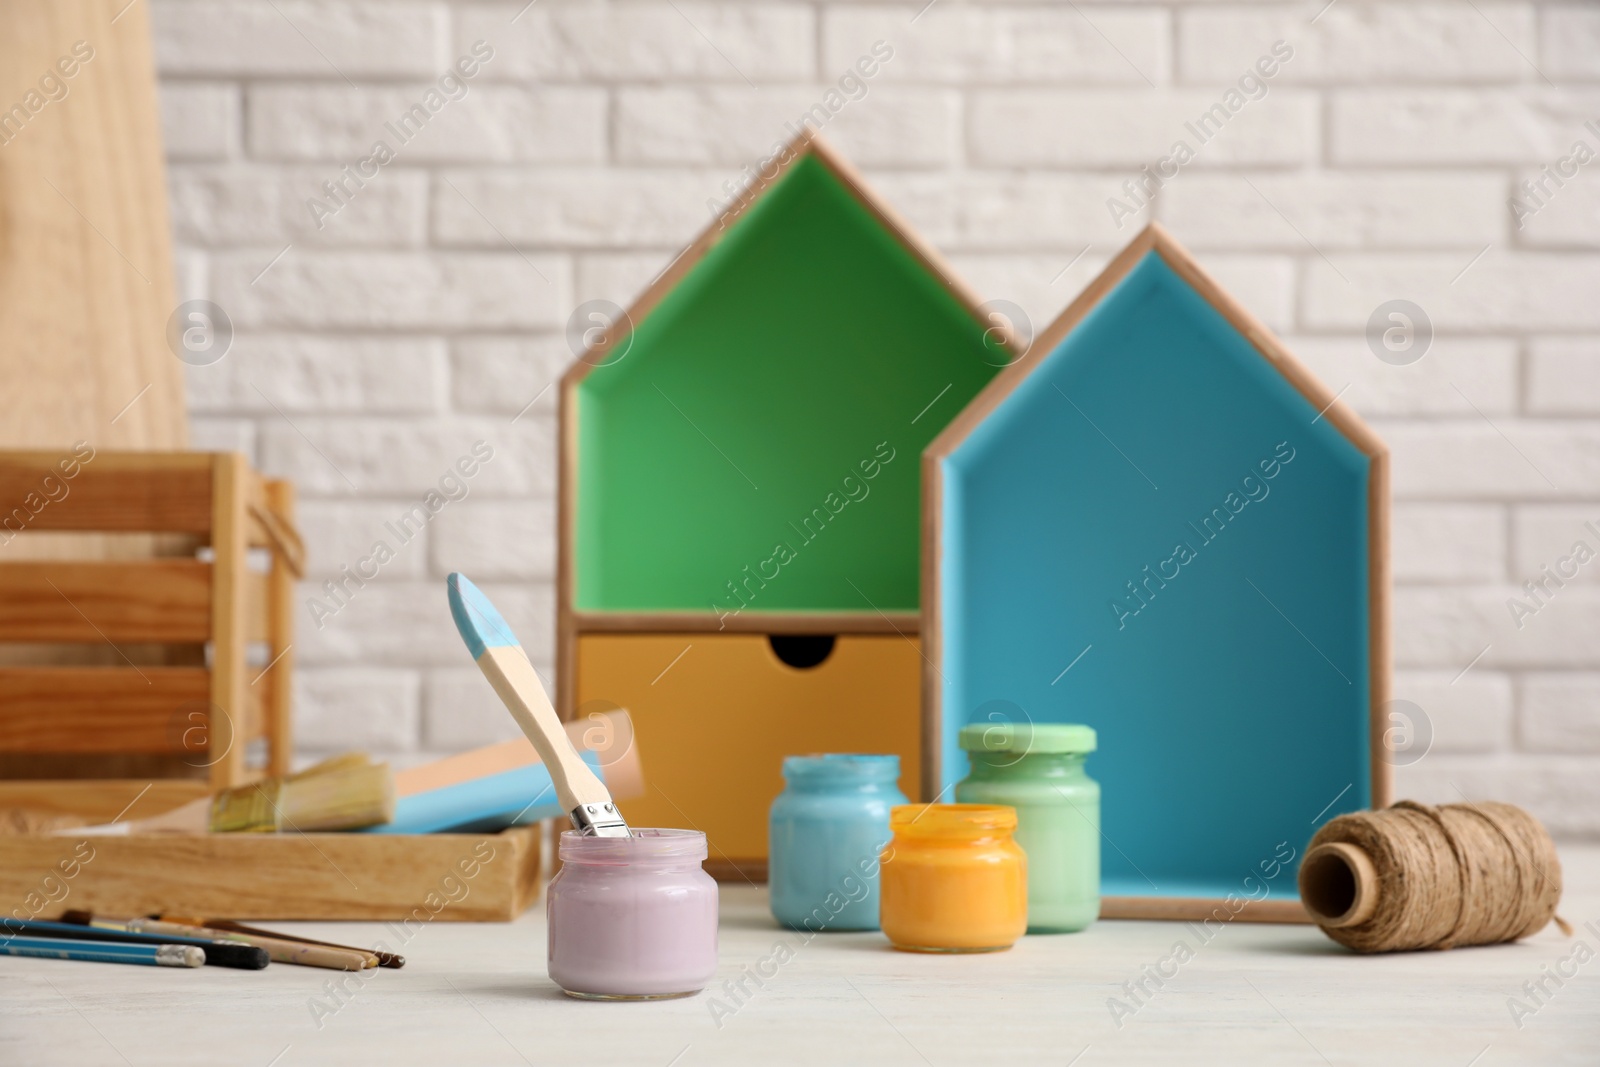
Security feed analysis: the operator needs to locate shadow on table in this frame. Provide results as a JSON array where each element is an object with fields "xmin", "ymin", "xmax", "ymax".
[
  {"xmin": 446, "ymin": 979, "xmax": 574, "ymax": 1002},
  {"xmin": 1244, "ymin": 934, "xmax": 1358, "ymax": 957}
]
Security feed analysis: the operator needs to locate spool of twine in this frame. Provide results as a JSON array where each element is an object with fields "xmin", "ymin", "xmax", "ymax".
[{"xmin": 1298, "ymin": 800, "xmax": 1568, "ymax": 953}]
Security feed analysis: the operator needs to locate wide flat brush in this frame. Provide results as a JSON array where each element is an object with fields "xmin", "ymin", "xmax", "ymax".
[
  {"xmin": 446, "ymin": 573, "xmax": 631, "ymax": 837},
  {"xmin": 66, "ymin": 753, "xmax": 395, "ymax": 836}
]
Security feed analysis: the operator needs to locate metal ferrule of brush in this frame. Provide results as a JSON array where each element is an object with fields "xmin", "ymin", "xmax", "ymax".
[{"xmin": 569, "ymin": 802, "xmax": 631, "ymax": 837}]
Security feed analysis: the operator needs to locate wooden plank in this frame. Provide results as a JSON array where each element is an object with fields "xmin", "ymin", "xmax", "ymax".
[
  {"xmin": 0, "ymin": 2, "xmax": 186, "ymax": 453},
  {"xmin": 6, "ymin": 849, "xmax": 1598, "ymax": 1060},
  {"xmin": 0, "ymin": 667, "xmax": 210, "ymax": 751},
  {"xmin": 0, "ymin": 560, "xmax": 210, "ymax": 642},
  {"xmin": 262, "ymin": 480, "xmax": 295, "ymax": 776},
  {"xmin": 245, "ymin": 472, "xmax": 306, "ymax": 577},
  {"xmin": 0, "ymin": 453, "xmax": 212, "ymax": 534},
  {"xmin": 1368, "ymin": 450, "xmax": 1394, "ymax": 809},
  {"xmin": 244, "ymin": 569, "xmax": 272, "ymax": 645},
  {"xmin": 240, "ymin": 670, "xmax": 270, "ymax": 744},
  {"xmin": 557, "ymin": 377, "xmax": 577, "ymax": 719},
  {"xmin": 1101, "ymin": 896, "xmax": 1310, "ymax": 924},
  {"xmin": 572, "ymin": 611, "xmax": 919, "ymax": 635},
  {"xmin": 0, "ymin": 825, "xmax": 542, "ymax": 922},
  {"xmin": 209, "ymin": 455, "xmax": 249, "ymax": 787},
  {"xmin": 919, "ymin": 449, "xmax": 943, "ymax": 801},
  {"xmin": 705, "ymin": 858, "xmax": 767, "ymax": 884},
  {"xmin": 0, "ymin": 779, "xmax": 206, "ymax": 821}
]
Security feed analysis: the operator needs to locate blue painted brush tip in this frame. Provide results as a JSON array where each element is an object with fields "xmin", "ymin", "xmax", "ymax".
[{"xmin": 447, "ymin": 572, "xmax": 520, "ymax": 659}]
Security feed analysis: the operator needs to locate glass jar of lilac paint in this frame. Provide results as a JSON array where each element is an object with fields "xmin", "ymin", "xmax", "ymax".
[
  {"xmin": 769, "ymin": 754, "xmax": 907, "ymax": 932},
  {"xmin": 546, "ymin": 829, "xmax": 718, "ymax": 1000}
]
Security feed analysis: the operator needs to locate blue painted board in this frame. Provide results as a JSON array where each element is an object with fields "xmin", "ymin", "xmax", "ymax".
[{"xmin": 936, "ymin": 249, "xmax": 1374, "ymax": 903}]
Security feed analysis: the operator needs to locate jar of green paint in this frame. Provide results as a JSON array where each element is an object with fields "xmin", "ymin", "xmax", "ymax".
[{"xmin": 955, "ymin": 722, "xmax": 1099, "ymax": 933}]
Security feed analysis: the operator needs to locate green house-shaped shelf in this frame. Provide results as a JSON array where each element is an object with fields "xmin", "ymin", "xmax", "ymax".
[
  {"xmin": 923, "ymin": 225, "xmax": 1391, "ymax": 920},
  {"xmin": 558, "ymin": 137, "xmax": 1008, "ymax": 876}
]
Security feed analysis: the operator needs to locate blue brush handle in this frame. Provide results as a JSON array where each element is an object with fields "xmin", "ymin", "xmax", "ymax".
[{"xmin": 0, "ymin": 936, "xmax": 171, "ymax": 966}]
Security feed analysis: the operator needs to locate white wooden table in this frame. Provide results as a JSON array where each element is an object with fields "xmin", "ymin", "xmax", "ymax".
[{"xmin": 4, "ymin": 847, "xmax": 1598, "ymax": 1065}]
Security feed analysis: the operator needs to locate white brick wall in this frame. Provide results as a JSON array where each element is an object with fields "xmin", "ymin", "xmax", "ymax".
[{"xmin": 158, "ymin": 0, "xmax": 1600, "ymax": 834}]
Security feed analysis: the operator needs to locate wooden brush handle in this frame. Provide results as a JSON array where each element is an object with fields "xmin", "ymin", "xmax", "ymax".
[{"xmin": 475, "ymin": 646, "xmax": 613, "ymax": 813}]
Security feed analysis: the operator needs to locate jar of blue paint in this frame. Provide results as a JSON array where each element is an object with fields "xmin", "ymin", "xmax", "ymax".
[{"xmin": 769, "ymin": 754, "xmax": 907, "ymax": 932}]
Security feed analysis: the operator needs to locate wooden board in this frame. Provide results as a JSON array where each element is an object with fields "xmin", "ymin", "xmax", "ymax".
[
  {"xmin": 0, "ymin": 453, "xmax": 213, "ymax": 533},
  {"xmin": 209, "ymin": 454, "xmax": 249, "ymax": 787},
  {"xmin": 0, "ymin": 778, "xmax": 207, "ymax": 819},
  {"xmin": 923, "ymin": 224, "xmax": 1389, "ymax": 922},
  {"xmin": 572, "ymin": 610, "xmax": 918, "ymax": 635},
  {"xmin": 575, "ymin": 632, "xmax": 923, "ymax": 881},
  {"xmin": 0, "ymin": 825, "xmax": 542, "ymax": 922},
  {"xmin": 0, "ymin": 667, "xmax": 211, "ymax": 751},
  {"xmin": 0, "ymin": 561, "xmax": 212, "ymax": 642},
  {"xmin": 3, "ymin": 851, "xmax": 1597, "ymax": 1065},
  {"xmin": 0, "ymin": 1, "xmax": 186, "ymax": 451}
]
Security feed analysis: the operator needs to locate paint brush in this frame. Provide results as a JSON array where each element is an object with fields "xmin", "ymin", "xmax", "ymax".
[
  {"xmin": 0, "ymin": 936, "xmax": 203, "ymax": 968},
  {"xmin": 0, "ymin": 919, "xmax": 269, "ymax": 970},
  {"xmin": 367, "ymin": 710, "xmax": 644, "ymax": 835},
  {"xmin": 159, "ymin": 917, "xmax": 403, "ymax": 969},
  {"xmin": 446, "ymin": 573, "xmax": 631, "ymax": 837},
  {"xmin": 66, "ymin": 753, "xmax": 395, "ymax": 836},
  {"xmin": 62, "ymin": 912, "xmax": 374, "ymax": 970}
]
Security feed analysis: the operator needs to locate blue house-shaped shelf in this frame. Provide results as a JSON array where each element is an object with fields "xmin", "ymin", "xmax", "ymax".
[{"xmin": 922, "ymin": 224, "xmax": 1391, "ymax": 921}]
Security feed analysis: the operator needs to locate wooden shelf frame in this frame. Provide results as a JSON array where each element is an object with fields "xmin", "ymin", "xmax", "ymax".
[{"xmin": 556, "ymin": 132, "xmax": 1011, "ymax": 718}]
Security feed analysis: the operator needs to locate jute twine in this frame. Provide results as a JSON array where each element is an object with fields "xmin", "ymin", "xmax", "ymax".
[{"xmin": 1307, "ymin": 800, "xmax": 1567, "ymax": 953}]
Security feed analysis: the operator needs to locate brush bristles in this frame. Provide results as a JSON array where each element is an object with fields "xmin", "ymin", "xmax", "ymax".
[
  {"xmin": 208, "ymin": 756, "xmax": 396, "ymax": 833},
  {"xmin": 282, "ymin": 762, "xmax": 395, "ymax": 831}
]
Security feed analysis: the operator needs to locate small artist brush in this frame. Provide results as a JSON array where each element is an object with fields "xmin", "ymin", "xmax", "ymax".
[
  {"xmin": 0, "ymin": 919, "xmax": 268, "ymax": 970},
  {"xmin": 160, "ymin": 916, "xmax": 403, "ymax": 969},
  {"xmin": 0, "ymin": 936, "xmax": 203, "ymax": 968},
  {"xmin": 66, "ymin": 753, "xmax": 394, "ymax": 836},
  {"xmin": 63, "ymin": 912, "xmax": 374, "ymax": 970},
  {"xmin": 447, "ymin": 573, "xmax": 631, "ymax": 837}
]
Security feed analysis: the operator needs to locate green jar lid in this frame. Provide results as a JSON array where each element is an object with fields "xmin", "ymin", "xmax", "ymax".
[{"xmin": 959, "ymin": 722, "xmax": 1096, "ymax": 755}]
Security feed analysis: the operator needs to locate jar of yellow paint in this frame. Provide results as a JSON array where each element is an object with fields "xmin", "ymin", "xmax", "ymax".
[{"xmin": 878, "ymin": 804, "xmax": 1027, "ymax": 952}]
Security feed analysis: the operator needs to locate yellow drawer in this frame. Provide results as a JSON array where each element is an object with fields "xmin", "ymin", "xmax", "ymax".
[{"xmin": 575, "ymin": 633, "xmax": 922, "ymax": 878}]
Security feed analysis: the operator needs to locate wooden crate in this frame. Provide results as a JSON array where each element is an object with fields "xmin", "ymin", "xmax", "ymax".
[
  {"xmin": 0, "ymin": 821, "xmax": 542, "ymax": 922},
  {"xmin": 0, "ymin": 450, "xmax": 301, "ymax": 805}
]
